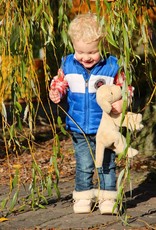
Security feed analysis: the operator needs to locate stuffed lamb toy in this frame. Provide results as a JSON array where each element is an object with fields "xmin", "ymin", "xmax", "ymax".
[{"xmin": 96, "ymin": 84, "xmax": 144, "ymax": 168}]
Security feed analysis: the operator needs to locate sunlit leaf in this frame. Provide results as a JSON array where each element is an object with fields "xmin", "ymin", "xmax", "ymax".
[
  {"xmin": 32, "ymin": 3, "xmax": 43, "ymax": 21},
  {"xmin": 47, "ymin": 176, "xmax": 52, "ymax": 196},
  {"xmin": 38, "ymin": 204, "xmax": 46, "ymax": 209},
  {"xmin": 10, "ymin": 191, "xmax": 19, "ymax": 211},
  {"xmin": 53, "ymin": 182, "xmax": 60, "ymax": 198},
  {"xmin": 58, "ymin": 5, "xmax": 63, "ymax": 27},
  {"xmin": 0, "ymin": 217, "xmax": 8, "ymax": 223},
  {"xmin": 57, "ymin": 116, "xmax": 66, "ymax": 135},
  {"xmin": 15, "ymin": 101, "xmax": 22, "ymax": 113},
  {"xmin": 13, "ymin": 164, "xmax": 22, "ymax": 169},
  {"xmin": 1, "ymin": 198, "xmax": 8, "ymax": 209},
  {"xmin": 12, "ymin": 170, "xmax": 19, "ymax": 189},
  {"xmin": 1, "ymin": 102, "xmax": 7, "ymax": 122},
  {"xmin": 117, "ymin": 169, "xmax": 125, "ymax": 190}
]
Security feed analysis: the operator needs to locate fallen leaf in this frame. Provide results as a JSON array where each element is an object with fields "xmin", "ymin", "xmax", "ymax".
[
  {"xmin": 12, "ymin": 164, "xmax": 22, "ymax": 169},
  {"xmin": 0, "ymin": 217, "xmax": 8, "ymax": 222}
]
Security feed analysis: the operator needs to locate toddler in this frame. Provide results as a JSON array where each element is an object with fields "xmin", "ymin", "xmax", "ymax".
[{"xmin": 49, "ymin": 13, "xmax": 132, "ymax": 214}]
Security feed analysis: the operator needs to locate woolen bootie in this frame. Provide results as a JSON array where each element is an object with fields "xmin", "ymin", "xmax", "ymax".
[
  {"xmin": 73, "ymin": 189, "xmax": 95, "ymax": 214},
  {"xmin": 95, "ymin": 189, "xmax": 118, "ymax": 215}
]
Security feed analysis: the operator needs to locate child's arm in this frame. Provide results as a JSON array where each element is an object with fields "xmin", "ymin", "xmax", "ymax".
[{"xmin": 49, "ymin": 69, "xmax": 68, "ymax": 104}]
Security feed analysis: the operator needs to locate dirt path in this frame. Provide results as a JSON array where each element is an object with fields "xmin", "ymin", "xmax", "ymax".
[
  {"xmin": 0, "ymin": 170, "xmax": 156, "ymax": 230},
  {"xmin": 0, "ymin": 138, "xmax": 156, "ymax": 230},
  {"xmin": 0, "ymin": 110, "xmax": 156, "ymax": 230}
]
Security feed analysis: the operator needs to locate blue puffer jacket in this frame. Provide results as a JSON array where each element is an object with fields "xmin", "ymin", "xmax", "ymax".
[{"xmin": 62, "ymin": 54, "xmax": 119, "ymax": 134}]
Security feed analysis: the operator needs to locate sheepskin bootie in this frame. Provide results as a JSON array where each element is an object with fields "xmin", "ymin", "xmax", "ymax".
[
  {"xmin": 95, "ymin": 190, "xmax": 118, "ymax": 215},
  {"xmin": 73, "ymin": 189, "xmax": 95, "ymax": 214}
]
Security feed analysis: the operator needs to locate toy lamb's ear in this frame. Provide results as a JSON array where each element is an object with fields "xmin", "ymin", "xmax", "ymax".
[
  {"xmin": 111, "ymin": 85, "xmax": 122, "ymax": 101},
  {"xmin": 101, "ymin": 101, "xmax": 112, "ymax": 114},
  {"xmin": 96, "ymin": 88, "xmax": 112, "ymax": 113}
]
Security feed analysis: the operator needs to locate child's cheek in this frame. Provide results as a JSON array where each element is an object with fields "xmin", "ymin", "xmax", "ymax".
[{"xmin": 75, "ymin": 53, "xmax": 80, "ymax": 61}]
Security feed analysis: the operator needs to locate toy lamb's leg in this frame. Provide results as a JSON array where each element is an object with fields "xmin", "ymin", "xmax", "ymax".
[
  {"xmin": 96, "ymin": 131, "xmax": 120, "ymax": 168},
  {"xmin": 95, "ymin": 112, "xmax": 118, "ymax": 168},
  {"xmin": 114, "ymin": 133, "xmax": 138, "ymax": 158},
  {"xmin": 127, "ymin": 147, "xmax": 138, "ymax": 158},
  {"xmin": 111, "ymin": 112, "xmax": 144, "ymax": 132},
  {"xmin": 95, "ymin": 141, "xmax": 105, "ymax": 168},
  {"xmin": 123, "ymin": 112, "xmax": 144, "ymax": 131}
]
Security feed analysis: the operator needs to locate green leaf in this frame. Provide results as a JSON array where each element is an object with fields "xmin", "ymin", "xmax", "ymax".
[
  {"xmin": 15, "ymin": 101, "xmax": 22, "ymax": 113},
  {"xmin": 47, "ymin": 176, "xmax": 52, "ymax": 196},
  {"xmin": 106, "ymin": 31, "xmax": 119, "ymax": 49},
  {"xmin": 43, "ymin": 11, "xmax": 50, "ymax": 23},
  {"xmin": 10, "ymin": 124, "xmax": 15, "ymax": 139},
  {"xmin": 41, "ymin": 19, "xmax": 47, "ymax": 35},
  {"xmin": 58, "ymin": 5, "xmax": 63, "ymax": 28},
  {"xmin": 21, "ymin": 60, "xmax": 26, "ymax": 80},
  {"xmin": 53, "ymin": 182, "xmax": 60, "ymax": 198},
  {"xmin": 38, "ymin": 204, "xmax": 46, "ymax": 209},
  {"xmin": 52, "ymin": 155, "xmax": 59, "ymax": 179},
  {"xmin": 61, "ymin": 29, "xmax": 68, "ymax": 47},
  {"xmin": 57, "ymin": 116, "xmax": 66, "ymax": 135},
  {"xmin": 1, "ymin": 198, "xmax": 8, "ymax": 209},
  {"xmin": 10, "ymin": 191, "xmax": 19, "ymax": 211},
  {"xmin": 17, "ymin": 115, "xmax": 23, "ymax": 130},
  {"xmin": 86, "ymin": 0, "xmax": 91, "ymax": 10},
  {"xmin": 117, "ymin": 185, "xmax": 123, "ymax": 201},
  {"xmin": 1, "ymin": 102, "xmax": 7, "ymax": 122},
  {"xmin": 39, "ymin": 195, "xmax": 48, "ymax": 205},
  {"xmin": 32, "ymin": 3, "xmax": 43, "ymax": 21},
  {"xmin": 12, "ymin": 170, "xmax": 19, "ymax": 189},
  {"xmin": 117, "ymin": 169, "xmax": 125, "ymax": 190}
]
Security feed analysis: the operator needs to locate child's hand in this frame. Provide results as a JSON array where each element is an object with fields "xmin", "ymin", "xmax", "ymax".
[
  {"xmin": 111, "ymin": 99, "xmax": 123, "ymax": 114},
  {"xmin": 49, "ymin": 85, "xmax": 61, "ymax": 103},
  {"xmin": 49, "ymin": 69, "xmax": 68, "ymax": 104}
]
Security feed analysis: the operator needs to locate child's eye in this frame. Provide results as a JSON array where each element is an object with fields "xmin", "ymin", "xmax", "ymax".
[{"xmin": 91, "ymin": 51, "xmax": 98, "ymax": 54}]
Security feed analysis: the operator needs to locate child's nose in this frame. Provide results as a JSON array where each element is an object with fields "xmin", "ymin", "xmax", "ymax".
[{"xmin": 83, "ymin": 55, "xmax": 91, "ymax": 61}]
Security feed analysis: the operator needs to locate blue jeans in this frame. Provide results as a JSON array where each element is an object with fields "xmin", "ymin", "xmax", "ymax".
[{"xmin": 71, "ymin": 132, "xmax": 116, "ymax": 191}]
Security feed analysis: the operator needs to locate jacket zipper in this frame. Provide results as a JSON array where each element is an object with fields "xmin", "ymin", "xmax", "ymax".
[
  {"xmin": 85, "ymin": 78, "xmax": 89, "ymax": 133},
  {"xmin": 85, "ymin": 79, "xmax": 88, "ymax": 88}
]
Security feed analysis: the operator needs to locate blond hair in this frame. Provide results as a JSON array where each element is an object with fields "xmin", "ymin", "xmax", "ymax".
[{"xmin": 68, "ymin": 13, "xmax": 103, "ymax": 43}]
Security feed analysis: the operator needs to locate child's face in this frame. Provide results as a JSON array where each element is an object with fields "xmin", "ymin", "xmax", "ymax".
[{"xmin": 73, "ymin": 39, "xmax": 101, "ymax": 69}]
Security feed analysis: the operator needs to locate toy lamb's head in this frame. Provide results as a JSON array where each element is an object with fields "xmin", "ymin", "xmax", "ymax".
[{"xmin": 96, "ymin": 84, "xmax": 122, "ymax": 114}]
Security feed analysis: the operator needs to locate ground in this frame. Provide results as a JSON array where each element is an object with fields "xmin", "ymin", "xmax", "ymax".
[{"xmin": 0, "ymin": 120, "xmax": 156, "ymax": 230}]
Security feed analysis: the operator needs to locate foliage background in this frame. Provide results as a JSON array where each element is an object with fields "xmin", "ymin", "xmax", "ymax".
[{"xmin": 0, "ymin": 0, "xmax": 156, "ymax": 216}]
